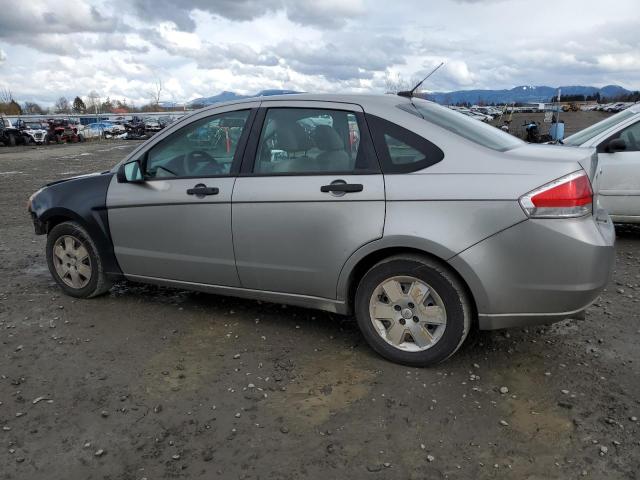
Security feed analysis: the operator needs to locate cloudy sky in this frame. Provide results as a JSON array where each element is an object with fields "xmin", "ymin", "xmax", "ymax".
[{"xmin": 0, "ymin": 0, "xmax": 638, "ymax": 106}]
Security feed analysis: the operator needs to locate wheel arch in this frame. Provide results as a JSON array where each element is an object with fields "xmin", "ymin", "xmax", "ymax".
[
  {"xmin": 339, "ymin": 240, "xmax": 478, "ymax": 325},
  {"xmin": 40, "ymin": 207, "xmax": 86, "ymax": 234}
]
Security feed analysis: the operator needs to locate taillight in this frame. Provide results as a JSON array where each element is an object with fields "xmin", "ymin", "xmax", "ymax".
[{"xmin": 519, "ymin": 171, "xmax": 593, "ymax": 218}]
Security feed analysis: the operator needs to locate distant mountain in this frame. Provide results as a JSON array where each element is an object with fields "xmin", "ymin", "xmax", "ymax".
[
  {"xmin": 187, "ymin": 85, "xmax": 633, "ymax": 107},
  {"xmin": 425, "ymin": 85, "xmax": 632, "ymax": 105},
  {"xmin": 189, "ymin": 89, "xmax": 301, "ymax": 106}
]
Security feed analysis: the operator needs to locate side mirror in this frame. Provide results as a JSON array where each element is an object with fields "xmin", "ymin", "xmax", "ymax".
[
  {"xmin": 607, "ymin": 138, "xmax": 627, "ymax": 153},
  {"xmin": 117, "ymin": 159, "xmax": 145, "ymax": 183}
]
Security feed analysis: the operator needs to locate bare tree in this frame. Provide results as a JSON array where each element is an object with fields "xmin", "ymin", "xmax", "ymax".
[
  {"xmin": 54, "ymin": 96, "xmax": 70, "ymax": 114},
  {"xmin": 149, "ymin": 77, "xmax": 163, "ymax": 109},
  {"xmin": 87, "ymin": 91, "xmax": 101, "ymax": 114},
  {"xmin": 0, "ymin": 87, "xmax": 14, "ymax": 103},
  {"xmin": 24, "ymin": 102, "xmax": 45, "ymax": 114},
  {"xmin": 384, "ymin": 74, "xmax": 414, "ymax": 94},
  {"xmin": 0, "ymin": 88, "xmax": 21, "ymax": 115}
]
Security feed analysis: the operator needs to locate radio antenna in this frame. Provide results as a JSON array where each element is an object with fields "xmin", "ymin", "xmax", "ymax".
[{"xmin": 397, "ymin": 62, "xmax": 445, "ymax": 98}]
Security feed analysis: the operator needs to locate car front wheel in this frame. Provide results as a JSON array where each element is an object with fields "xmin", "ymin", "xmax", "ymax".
[
  {"xmin": 46, "ymin": 221, "xmax": 112, "ymax": 298},
  {"xmin": 355, "ymin": 255, "xmax": 472, "ymax": 366}
]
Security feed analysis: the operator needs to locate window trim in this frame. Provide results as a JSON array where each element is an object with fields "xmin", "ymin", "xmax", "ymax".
[
  {"xmin": 134, "ymin": 108, "xmax": 258, "ymax": 182},
  {"xmin": 365, "ymin": 114, "xmax": 445, "ymax": 174},
  {"xmin": 239, "ymin": 106, "xmax": 381, "ymax": 177}
]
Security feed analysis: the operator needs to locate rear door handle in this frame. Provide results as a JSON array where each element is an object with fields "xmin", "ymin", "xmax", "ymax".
[
  {"xmin": 187, "ymin": 184, "xmax": 219, "ymax": 197},
  {"xmin": 320, "ymin": 183, "xmax": 364, "ymax": 193}
]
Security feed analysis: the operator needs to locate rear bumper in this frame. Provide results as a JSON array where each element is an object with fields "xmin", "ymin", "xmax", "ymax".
[
  {"xmin": 478, "ymin": 307, "xmax": 587, "ymax": 330},
  {"xmin": 449, "ymin": 213, "xmax": 615, "ymax": 330}
]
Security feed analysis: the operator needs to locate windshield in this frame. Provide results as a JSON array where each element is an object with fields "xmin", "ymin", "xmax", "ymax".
[
  {"xmin": 25, "ymin": 123, "xmax": 43, "ymax": 129},
  {"xmin": 563, "ymin": 109, "xmax": 636, "ymax": 146},
  {"xmin": 404, "ymin": 99, "xmax": 523, "ymax": 151}
]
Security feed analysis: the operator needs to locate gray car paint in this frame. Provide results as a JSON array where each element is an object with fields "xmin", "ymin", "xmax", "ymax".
[
  {"xmin": 232, "ymin": 174, "xmax": 385, "ymax": 299},
  {"xmin": 106, "ymin": 93, "xmax": 615, "ymax": 329},
  {"xmin": 107, "ymin": 176, "xmax": 239, "ymax": 286}
]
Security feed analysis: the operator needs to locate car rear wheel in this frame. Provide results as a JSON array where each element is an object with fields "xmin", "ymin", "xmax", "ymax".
[
  {"xmin": 46, "ymin": 221, "xmax": 112, "ymax": 298},
  {"xmin": 355, "ymin": 255, "xmax": 472, "ymax": 366}
]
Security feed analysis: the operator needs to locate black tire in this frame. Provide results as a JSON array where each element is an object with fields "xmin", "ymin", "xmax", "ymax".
[
  {"xmin": 46, "ymin": 221, "xmax": 112, "ymax": 298},
  {"xmin": 354, "ymin": 255, "xmax": 472, "ymax": 366},
  {"xmin": 44, "ymin": 135, "xmax": 50, "ymax": 145},
  {"xmin": 8, "ymin": 133, "xmax": 16, "ymax": 146}
]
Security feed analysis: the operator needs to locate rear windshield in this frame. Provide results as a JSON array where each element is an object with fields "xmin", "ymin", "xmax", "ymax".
[
  {"xmin": 563, "ymin": 109, "xmax": 635, "ymax": 146},
  {"xmin": 401, "ymin": 98, "xmax": 523, "ymax": 151}
]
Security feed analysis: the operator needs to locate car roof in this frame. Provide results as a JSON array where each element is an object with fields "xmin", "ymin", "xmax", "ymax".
[{"xmin": 194, "ymin": 93, "xmax": 413, "ymax": 113}]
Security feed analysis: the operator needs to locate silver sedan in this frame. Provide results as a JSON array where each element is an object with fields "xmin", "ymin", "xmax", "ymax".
[{"xmin": 28, "ymin": 94, "xmax": 615, "ymax": 366}]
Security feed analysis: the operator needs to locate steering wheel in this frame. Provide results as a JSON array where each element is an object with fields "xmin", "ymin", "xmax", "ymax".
[{"xmin": 182, "ymin": 150, "xmax": 222, "ymax": 176}]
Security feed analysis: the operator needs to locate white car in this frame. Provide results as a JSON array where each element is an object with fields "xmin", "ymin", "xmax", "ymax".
[
  {"xmin": 81, "ymin": 122, "xmax": 110, "ymax": 139},
  {"xmin": 563, "ymin": 103, "xmax": 640, "ymax": 223},
  {"xmin": 18, "ymin": 120, "xmax": 49, "ymax": 144}
]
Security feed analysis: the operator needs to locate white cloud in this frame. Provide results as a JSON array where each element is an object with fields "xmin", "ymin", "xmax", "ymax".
[{"xmin": 0, "ymin": 0, "xmax": 637, "ymax": 106}]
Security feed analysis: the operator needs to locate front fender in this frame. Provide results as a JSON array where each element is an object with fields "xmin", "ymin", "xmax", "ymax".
[{"xmin": 29, "ymin": 173, "xmax": 123, "ymax": 277}]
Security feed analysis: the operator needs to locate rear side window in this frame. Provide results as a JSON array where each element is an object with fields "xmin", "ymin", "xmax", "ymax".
[{"xmin": 367, "ymin": 115, "xmax": 444, "ymax": 173}]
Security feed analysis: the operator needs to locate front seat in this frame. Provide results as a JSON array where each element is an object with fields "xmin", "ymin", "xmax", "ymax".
[
  {"xmin": 313, "ymin": 125, "xmax": 352, "ymax": 172},
  {"xmin": 271, "ymin": 122, "xmax": 315, "ymax": 173}
]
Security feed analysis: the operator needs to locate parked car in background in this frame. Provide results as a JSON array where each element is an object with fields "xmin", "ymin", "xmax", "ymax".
[
  {"xmin": 82, "ymin": 122, "xmax": 125, "ymax": 139},
  {"xmin": 46, "ymin": 118, "xmax": 81, "ymax": 143},
  {"xmin": 563, "ymin": 103, "xmax": 640, "ymax": 223},
  {"xmin": 124, "ymin": 116, "xmax": 147, "ymax": 138},
  {"xmin": 0, "ymin": 116, "xmax": 23, "ymax": 146},
  {"xmin": 143, "ymin": 116, "xmax": 163, "ymax": 134},
  {"xmin": 27, "ymin": 94, "xmax": 614, "ymax": 366},
  {"xmin": 15, "ymin": 119, "xmax": 49, "ymax": 145}
]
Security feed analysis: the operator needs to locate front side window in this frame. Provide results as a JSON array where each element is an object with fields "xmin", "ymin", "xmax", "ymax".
[
  {"xmin": 564, "ymin": 109, "xmax": 635, "ymax": 146},
  {"xmin": 253, "ymin": 108, "xmax": 369, "ymax": 174},
  {"xmin": 145, "ymin": 110, "xmax": 249, "ymax": 179},
  {"xmin": 615, "ymin": 121, "xmax": 640, "ymax": 152},
  {"xmin": 367, "ymin": 115, "xmax": 444, "ymax": 173}
]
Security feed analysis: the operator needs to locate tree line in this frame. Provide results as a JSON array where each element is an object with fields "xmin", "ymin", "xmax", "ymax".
[{"xmin": 0, "ymin": 79, "xmax": 182, "ymax": 116}]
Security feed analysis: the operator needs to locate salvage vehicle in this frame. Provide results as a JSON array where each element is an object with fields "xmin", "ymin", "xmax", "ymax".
[
  {"xmin": 82, "ymin": 122, "xmax": 125, "ymax": 139},
  {"xmin": 124, "ymin": 116, "xmax": 147, "ymax": 138},
  {"xmin": 563, "ymin": 103, "xmax": 640, "ymax": 223},
  {"xmin": 0, "ymin": 116, "xmax": 23, "ymax": 146},
  {"xmin": 46, "ymin": 118, "xmax": 81, "ymax": 143},
  {"xmin": 15, "ymin": 119, "xmax": 49, "ymax": 145},
  {"xmin": 143, "ymin": 116, "xmax": 163, "ymax": 134},
  {"xmin": 27, "ymin": 94, "xmax": 615, "ymax": 366}
]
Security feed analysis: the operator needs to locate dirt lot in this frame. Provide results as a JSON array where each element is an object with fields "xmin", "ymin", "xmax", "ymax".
[
  {"xmin": 1, "ymin": 138, "xmax": 639, "ymax": 480},
  {"xmin": 491, "ymin": 110, "xmax": 614, "ymax": 139}
]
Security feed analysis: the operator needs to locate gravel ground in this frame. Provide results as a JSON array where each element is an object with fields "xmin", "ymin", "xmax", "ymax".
[
  {"xmin": 491, "ymin": 110, "xmax": 614, "ymax": 139},
  {"xmin": 1, "ymin": 138, "xmax": 639, "ymax": 480}
]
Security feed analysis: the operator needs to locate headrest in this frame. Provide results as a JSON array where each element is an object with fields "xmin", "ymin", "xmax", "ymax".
[
  {"xmin": 313, "ymin": 125, "xmax": 344, "ymax": 151},
  {"xmin": 275, "ymin": 122, "xmax": 313, "ymax": 151}
]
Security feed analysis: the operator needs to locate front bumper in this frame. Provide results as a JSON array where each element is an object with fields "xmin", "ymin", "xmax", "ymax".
[
  {"xmin": 449, "ymin": 213, "xmax": 615, "ymax": 330},
  {"xmin": 30, "ymin": 210, "xmax": 46, "ymax": 234}
]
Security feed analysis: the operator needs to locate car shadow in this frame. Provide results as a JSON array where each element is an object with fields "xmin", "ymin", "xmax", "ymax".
[{"xmin": 615, "ymin": 223, "xmax": 640, "ymax": 239}]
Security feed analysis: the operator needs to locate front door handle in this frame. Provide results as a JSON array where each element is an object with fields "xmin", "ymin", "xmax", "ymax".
[
  {"xmin": 187, "ymin": 184, "xmax": 219, "ymax": 198},
  {"xmin": 320, "ymin": 183, "xmax": 364, "ymax": 193}
]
